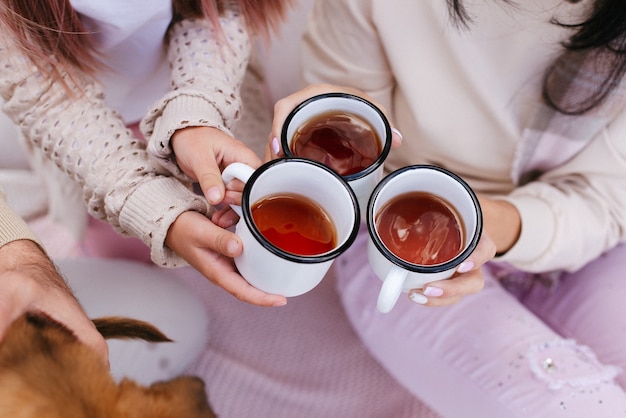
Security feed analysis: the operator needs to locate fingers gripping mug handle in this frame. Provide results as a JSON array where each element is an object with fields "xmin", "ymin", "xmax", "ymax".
[
  {"xmin": 377, "ymin": 267, "xmax": 408, "ymax": 313},
  {"xmin": 222, "ymin": 162, "xmax": 255, "ymax": 217}
]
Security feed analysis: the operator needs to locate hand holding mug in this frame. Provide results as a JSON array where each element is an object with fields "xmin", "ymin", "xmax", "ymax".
[
  {"xmin": 222, "ymin": 158, "xmax": 360, "ymax": 297},
  {"xmin": 164, "ymin": 127, "xmax": 289, "ymax": 307},
  {"xmin": 172, "ymin": 126, "xmax": 262, "ymax": 206},
  {"xmin": 166, "ymin": 210, "xmax": 288, "ymax": 307},
  {"xmin": 267, "ymin": 84, "xmax": 403, "ymax": 160},
  {"xmin": 367, "ymin": 165, "xmax": 485, "ymax": 313},
  {"xmin": 268, "ymin": 86, "xmax": 403, "ymax": 218},
  {"xmin": 406, "ymin": 232, "xmax": 496, "ymax": 307}
]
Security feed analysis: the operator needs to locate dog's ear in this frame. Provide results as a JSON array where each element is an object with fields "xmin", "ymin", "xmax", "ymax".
[
  {"xmin": 23, "ymin": 312, "xmax": 77, "ymax": 340},
  {"xmin": 115, "ymin": 376, "xmax": 217, "ymax": 418},
  {"xmin": 0, "ymin": 313, "xmax": 78, "ymax": 366}
]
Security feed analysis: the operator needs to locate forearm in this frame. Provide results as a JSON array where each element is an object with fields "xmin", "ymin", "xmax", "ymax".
[
  {"xmin": 142, "ymin": 10, "xmax": 252, "ymax": 172},
  {"xmin": 0, "ymin": 194, "xmax": 72, "ymax": 297},
  {"xmin": 0, "ymin": 33, "xmax": 214, "ymax": 265},
  {"xmin": 0, "ymin": 239, "xmax": 73, "ymax": 297},
  {"xmin": 0, "ymin": 226, "xmax": 106, "ymax": 362},
  {"xmin": 0, "ymin": 38, "xmax": 153, "ymax": 228}
]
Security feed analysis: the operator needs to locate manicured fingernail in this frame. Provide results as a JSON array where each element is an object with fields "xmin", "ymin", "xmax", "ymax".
[
  {"xmin": 391, "ymin": 127, "xmax": 404, "ymax": 143},
  {"xmin": 206, "ymin": 186, "xmax": 222, "ymax": 204},
  {"xmin": 457, "ymin": 261, "xmax": 474, "ymax": 273},
  {"xmin": 273, "ymin": 299, "xmax": 287, "ymax": 307},
  {"xmin": 423, "ymin": 286, "xmax": 444, "ymax": 297},
  {"xmin": 410, "ymin": 292, "xmax": 428, "ymax": 305},
  {"xmin": 271, "ymin": 137, "xmax": 280, "ymax": 155}
]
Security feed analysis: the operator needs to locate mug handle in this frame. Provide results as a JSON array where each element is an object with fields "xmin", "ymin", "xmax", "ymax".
[
  {"xmin": 222, "ymin": 162, "xmax": 255, "ymax": 217},
  {"xmin": 376, "ymin": 266, "xmax": 408, "ymax": 313}
]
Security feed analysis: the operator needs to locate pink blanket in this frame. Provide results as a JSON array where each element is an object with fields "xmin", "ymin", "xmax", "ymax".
[{"xmin": 173, "ymin": 264, "xmax": 439, "ymax": 417}]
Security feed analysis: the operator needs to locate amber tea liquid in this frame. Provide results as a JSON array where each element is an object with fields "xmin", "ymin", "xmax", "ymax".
[
  {"xmin": 251, "ymin": 193, "xmax": 337, "ymax": 256},
  {"xmin": 291, "ymin": 111, "xmax": 381, "ymax": 176},
  {"xmin": 375, "ymin": 192, "xmax": 464, "ymax": 265}
]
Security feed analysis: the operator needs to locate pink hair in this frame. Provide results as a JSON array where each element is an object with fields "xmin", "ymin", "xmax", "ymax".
[{"xmin": 0, "ymin": 0, "xmax": 292, "ymax": 83}]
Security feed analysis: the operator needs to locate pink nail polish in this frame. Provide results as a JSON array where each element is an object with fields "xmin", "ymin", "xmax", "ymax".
[
  {"xmin": 391, "ymin": 127, "xmax": 404, "ymax": 142},
  {"xmin": 410, "ymin": 292, "xmax": 428, "ymax": 305},
  {"xmin": 271, "ymin": 137, "xmax": 280, "ymax": 155},
  {"xmin": 457, "ymin": 260, "xmax": 474, "ymax": 273},
  {"xmin": 423, "ymin": 286, "xmax": 444, "ymax": 297}
]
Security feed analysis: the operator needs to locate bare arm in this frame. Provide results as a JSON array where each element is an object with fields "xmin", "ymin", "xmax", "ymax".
[{"xmin": 0, "ymin": 195, "xmax": 108, "ymax": 363}]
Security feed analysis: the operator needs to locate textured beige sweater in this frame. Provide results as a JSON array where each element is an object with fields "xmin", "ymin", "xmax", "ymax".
[
  {"xmin": 301, "ymin": 0, "xmax": 626, "ymax": 273},
  {"xmin": 0, "ymin": 7, "xmax": 269, "ymax": 267},
  {"xmin": 0, "ymin": 191, "xmax": 41, "ymax": 250}
]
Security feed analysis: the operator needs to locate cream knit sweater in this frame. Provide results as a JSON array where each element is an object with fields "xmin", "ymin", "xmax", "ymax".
[
  {"xmin": 0, "ymin": 7, "xmax": 269, "ymax": 267},
  {"xmin": 301, "ymin": 0, "xmax": 626, "ymax": 273}
]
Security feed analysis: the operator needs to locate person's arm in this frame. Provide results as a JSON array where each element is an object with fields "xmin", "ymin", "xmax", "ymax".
[
  {"xmin": 0, "ymin": 24, "xmax": 284, "ymax": 307},
  {"xmin": 141, "ymin": 9, "xmax": 286, "ymax": 307},
  {"xmin": 493, "ymin": 118, "xmax": 626, "ymax": 272},
  {"xmin": 0, "ymin": 193, "xmax": 108, "ymax": 362},
  {"xmin": 0, "ymin": 29, "xmax": 209, "ymax": 267},
  {"xmin": 141, "ymin": 8, "xmax": 262, "ymax": 201}
]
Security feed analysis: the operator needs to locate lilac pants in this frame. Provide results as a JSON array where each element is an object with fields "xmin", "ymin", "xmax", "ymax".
[{"xmin": 336, "ymin": 229, "xmax": 626, "ymax": 417}]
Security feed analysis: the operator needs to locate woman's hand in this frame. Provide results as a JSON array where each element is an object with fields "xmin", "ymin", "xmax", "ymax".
[
  {"xmin": 167, "ymin": 126, "xmax": 288, "ymax": 307},
  {"xmin": 407, "ymin": 231, "xmax": 497, "ymax": 307},
  {"xmin": 407, "ymin": 194, "xmax": 521, "ymax": 306},
  {"xmin": 171, "ymin": 126, "xmax": 261, "ymax": 207},
  {"xmin": 265, "ymin": 83, "xmax": 404, "ymax": 161}
]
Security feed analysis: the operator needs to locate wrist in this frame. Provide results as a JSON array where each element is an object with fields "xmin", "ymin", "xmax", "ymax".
[
  {"xmin": 0, "ymin": 239, "xmax": 68, "ymax": 293},
  {"xmin": 479, "ymin": 198, "xmax": 521, "ymax": 255},
  {"xmin": 0, "ymin": 239, "xmax": 45, "ymax": 270}
]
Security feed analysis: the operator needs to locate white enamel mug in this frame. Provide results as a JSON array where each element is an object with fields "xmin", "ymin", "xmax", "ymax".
[
  {"xmin": 367, "ymin": 165, "xmax": 483, "ymax": 313},
  {"xmin": 281, "ymin": 93, "xmax": 392, "ymax": 218},
  {"xmin": 222, "ymin": 158, "xmax": 360, "ymax": 297}
]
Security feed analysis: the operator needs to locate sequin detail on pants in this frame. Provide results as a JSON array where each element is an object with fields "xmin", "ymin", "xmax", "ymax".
[{"xmin": 528, "ymin": 339, "xmax": 622, "ymax": 391}]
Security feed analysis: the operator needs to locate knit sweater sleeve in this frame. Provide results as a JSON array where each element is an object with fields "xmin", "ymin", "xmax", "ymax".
[
  {"xmin": 0, "ymin": 32, "xmax": 210, "ymax": 267},
  {"xmin": 141, "ymin": 7, "xmax": 251, "ymax": 177},
  {"xmin": 0, "ymin": 191, "xmax": 42, "ymax": 251}
]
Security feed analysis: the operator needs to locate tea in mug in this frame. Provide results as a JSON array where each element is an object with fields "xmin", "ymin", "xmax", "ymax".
[
  {"xmin": 251, "ymin": 193, "xmax": 337, "ymax": 256},
  {"xmin": 375, "ymin": 192, "xmax": 464, "ymax": 265},
  {"xmin": 291, "ymin": 111, "xmax": 381, "ymax": 176}
]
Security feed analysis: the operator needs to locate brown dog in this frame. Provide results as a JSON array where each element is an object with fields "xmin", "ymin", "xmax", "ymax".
[{"xmin": 0, "ymin": 313, "xmax": 216, "ymax": 418}]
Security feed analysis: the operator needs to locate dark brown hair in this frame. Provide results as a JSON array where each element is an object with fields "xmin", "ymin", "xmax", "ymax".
[
  {"xmin": 0, "ymin": 0, "xmax": 291, "ymax": 83},
  {"xmin": 447, "ymin": 0, "xmax": 626, "ymax": 115}
]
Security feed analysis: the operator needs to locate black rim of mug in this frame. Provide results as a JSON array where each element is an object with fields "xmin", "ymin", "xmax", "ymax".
[
  {"xmin": 280, "ymin": 92, "xmax": 393, "ymax": 181},
  {"xmin": 241, "ymin": 157, "xmax": 361, "ymax": 264},
  {"xmin": 366, "ymin": 164, "xmax": 483, "ymax": 273}
]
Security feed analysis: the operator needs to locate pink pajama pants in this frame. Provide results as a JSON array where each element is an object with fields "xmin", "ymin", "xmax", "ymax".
[{"xmin": 335, "ymin": 229, "xmax": 626, "ymax": 417}]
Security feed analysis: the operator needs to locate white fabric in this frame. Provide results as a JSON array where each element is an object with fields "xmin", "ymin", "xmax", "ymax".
[{"xmin": 70, "ymin": 0, "xmax": 173, "ymax": 123}]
